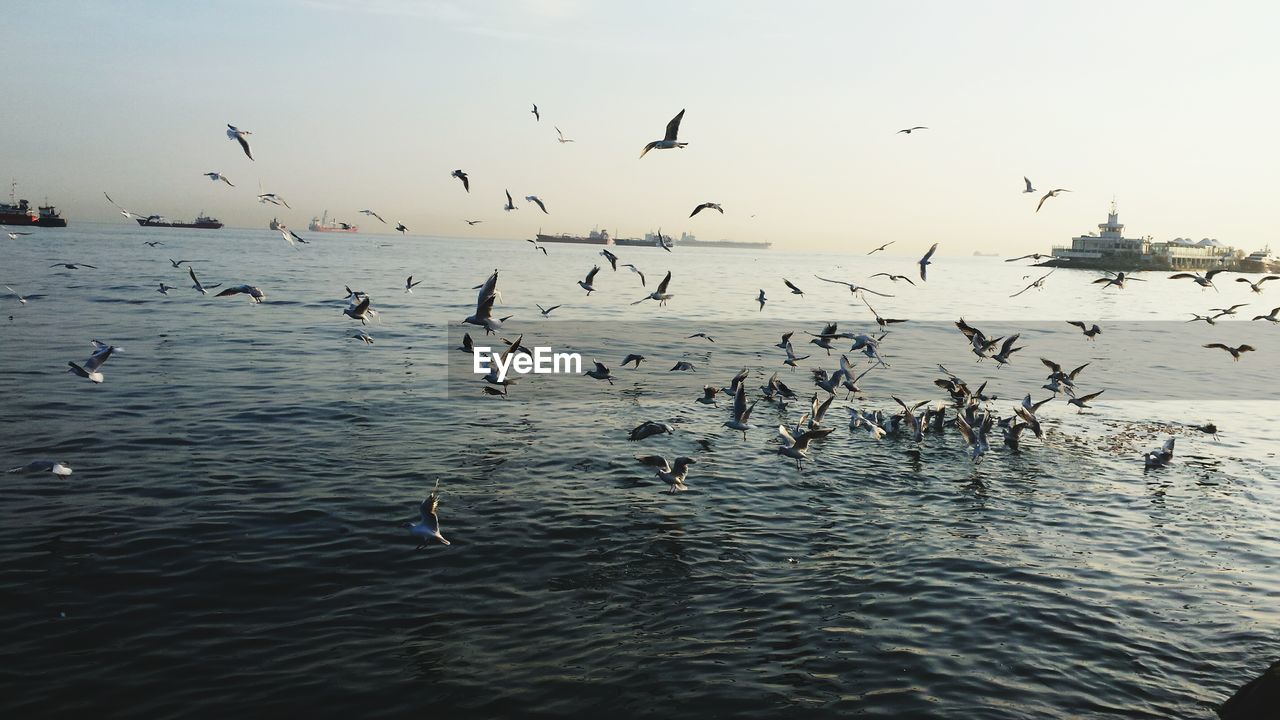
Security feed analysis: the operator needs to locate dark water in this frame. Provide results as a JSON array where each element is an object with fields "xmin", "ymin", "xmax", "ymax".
[{"xmin": 2, "ymin": 225, "xmax": 1278, "ymax": 718}]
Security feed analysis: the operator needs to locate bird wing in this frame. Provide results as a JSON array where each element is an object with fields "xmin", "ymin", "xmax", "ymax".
[
  {"xmin": 636, "ymin": 455, "xmax": 671, "ymax": 472},
  {"xmin": 778, "ymin": 424, "xmax": 796, "ymax": 446},
  {"xmin": 813, "ymin": 275, "xmax": 854, "ymax": 289},
  {"xmin": 1067, "ymin": 321, "xmax": 1086, "ymax": 330},
  {"xmin": 794, "ymin": 427, "xmax": 835, "ymax": 450},
  {"xmin": 664, "ymin": 109, "xmax": 685, "ymax": 142},
  {"xmin": 1168, "ymin": 273, "xmax": 1196, "ymax": 280},
  {"xmin": 1078, "ymin": 390, "xmax": 1106, "ymax": 403},
  {"xmin": 921, "ymin": 243, "xmax": 938, "ymax": 262},
  {"xmin": 235, "ymin": 133, "xmax": 253, "ymax": 160},
  {"xmin": 784, "ymin": 279, "xmax": 802, "ymax": 293},
  {"xmin": 690, "ymin": 204, "xmax": 706, "ymax": 218},
  {"xmin": 531, "ymin": 197, "xmax": 547, "ymax": 213},
  {"xmin": 1203, "ymin": 343, "xmax": 1230, "ymax": 351},
  {"xmin": 639, "ymin": 142, "xmax": 657, "ymax": 159},
  {"xmin": 655, "ymin": 270, "xmax": 672, "ymax": 294},
  {"xmin": 1024, "ymin": 176, "xmax": 1033, "ymax": 191},
  {"xmin": 1205, "ymin": 269, "xmax": 1225, "ymax": 280},
  {"xmin": 1035, "ymin": 193, "xmax": 1050, "ymax": 212},
  {"xmin": 585, "ymin": 265, "xmax": 600, "ymax": 284}
]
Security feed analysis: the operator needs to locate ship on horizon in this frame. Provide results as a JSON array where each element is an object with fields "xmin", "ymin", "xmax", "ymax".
[
  {"xmin": 0, "ymin": 181, "xmax": 66, "ymax": 227},
  {"xmin": 534, "ymin": 227, "xmax": 770, "ymax": 250},
  {"xmin": 309, "ymin": 211, "xmax": 358, "ymax": 233},
  {"xmin": 136, "ymin": 212, "xmax": 223, "ymax": 229}
]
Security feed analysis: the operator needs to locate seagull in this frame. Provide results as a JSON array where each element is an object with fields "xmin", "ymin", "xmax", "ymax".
[
  {"xmin": 782, "ymin": 341, "xmax": 809, "ymax": 369},
  {"xmin": 670, "ymin": 361, "xmax": 696, "ymax": 372},
  {"xmin": 404, "ymin": 276, "xmax": 422, "ymax": 293},
  {"xmin": 629, "ymin": 421, "xmax": 674, "ymax": 441},
  {"xmin": 897, "ymin": 126, "xmax": 928, "ymax": 134},
  {"xmin": 3, "ymin": 225, "xmax": 33, "ymax": 239},
  {"xmin": 578, "ymin": 266, "xmax": 600, "ymax": 295},
  {"xmin": 257, "ymin": 192, "xmax": 290, "ymax": 209},
  {"xmin": 360, "ymin": 209, "xmax": 387, "ymax": 224},
  {"xmin": 142, "ymin": 241, "xmax": 164, "ymax": 247},
  {"xmin": 451, "ymin": 169, "xmax": 470, "ymax": 193},
  {"xmin": 350, "ymin": 329, "xmax": 374, "ymax": 344},
  {"xmin": 867, "ymin": 241, "xmax": 895, "ymax": 255},
  {"xmin": 531, "ymin": 103, "xmax": 539, "ymax": 121},
  {"xmin": 103, "ymin": 191, "xmax": 148, "ymax": 220},
  {"xmin": 777, "ymin": 424, "xmax": 835, "ymax": 470},
  {"xmin": 226, "ymin": 124, "xmax": 253, "ymax": 160},
  {"xmin": 632, "ymin": 270, "xmax": 674, "ymax": 306},
  {"xmin": 169, "ymin": 258, "xmax": 207, "ymax": 269},
  {"xmin": 783, "ymin": 279, "xmax": 804, "ymax": 296},
  {"xmin": 343, "ymin": 296, "xmax": 378, "ymax": 323},
  {"xmin": 525, "ymin": 196, "xmax": 549, "ymax": 214},
  {"xmin": 690, "ymin": 202, "xmax": 723, "ymax": 218},
  {"xmin": 555, "ymin": 126, "xmax": 574, "ymax": 143},
  {"xmin": 1210, "ymin": 303, "xmax": 1249, "ymax": 319},
  {"xmin": 1022, "ymin": 176, "xmax": 1036, "ymax": 194},
  {"xmin": 1005, "ymin": 253, "xmax": 1056, "ymax": 263},
  {"xmin": 49, "ymin": 262, "xmax": 97, "ymax": 270},
  {"xmin": 622, "ymin": 264, "xmax": 645, "ymax": 286},
  {"xmin": 869, "ymin": 273, "xmax": 915, "ymax": 285},
  {"xmin": 1093, "ymin": 270, "xmax": 1145, "ymax": 290},
  {"xmin": 276, "ymin": 227, "xmax": 307, "ymax": 247},
  {"xmin": 918, "ymin": 243, "xmax": 938, "ymax": 281},
  {"xmin": 635, "ymin": 455, "xmax": 697, "ymax": 493},
  {"xmin": 67, "ymin": 344, "xmax": 116, "ymax": 384},
  {"xmin": 395, "ymin": 223, "xmax": 408, "ymax": 234},
  {"xmin": 1067, "ymin": 321, "xmax": 1103, "ymax": 339},
  {"xmin": 600, "ymin": 249, "xmax": 619, "ymax": 271},
  {"xmin": 1169, "ymin": 269, "xmax": 1224, "ymax": 290},
  {"xmin": 503, "ymin": 190, "xmax": 517, "ymax": 211},
  {"xmin": 1236, "ymin": 276, "xmax": 1280, "ymax": 294},
  {"xmin": 1144, "ymin": 438, "xmax": 1176, "ymax": 470},
  {"xmin": 1251, "ymin": 306, "xmax": 1279, "ymax": 322},
  {"xmin": 1010, "ymin": 269, "xmax": 1055, "ymax": 298},
  {"xmin": 639, "ymin": 109, "xmax": 687, "ymax": 159},
  {"xmin": 4, "ymin": 286, "xmax": 45, "ymax": 304},
  {"xmin": 1066, "ymin": 389, "xmax": 1106, "ymax": 412},
  {"xmin": 622, "ymin": 354, "xmax": 645, "ymax": 368},
  {"xmin": 188, "ymin": 267, "xmax": 220, "ymax": 295},
  {"xmin": 458, "ymin": 333, "xmax": 474, "ymax": 353},
  {"xmin": 861, "ymin": 297, "xmax": 908, "ymax": 330},
  {"xmin": 464, "ymin": 219, "xmax": 482, "ymax": 226},
  {"xmin": 757, "ymin": 289, "xmax": 767, "ymax": 311},
  {"xmin": 812, "ymin": 276, "xmax": 894, "ymax": 297},
  {"xmin": 991, "ymin": 334, "xmax": 1023, "ymax": 366},
  {"xmin": 404, "ymin": 480, "xmax": 450, "ymax": 548},
  {"xmin": 1035, "ymin": 189, "xmax": 1071, "ymax": 212},
  {"xmin": 584, "ymin": 360, "xmax": 615, "ymax": 384},
  {"xmin": 1203, "ymin": 343, "xmax": 1255, "ymax": 361},
  {"xmin": 217, "ymin": 285, "xmax": 267, "ymax": 303},
  {"xmin": 203, "ymin": 172, "xmax": 235, "ymax": 186},
  {"xmin": 157, "ymin": 283, "xmax": 175, "ymax": 295},
  {"xmin": 687, "ymin": 333, "xmax": 715, "ymax": 342},
  {"xmin": 696, "ymin": 385, "xmax": 719, "ymax": 406},
  {"xmin": 722, "ymin": 384, "xmax": 757, "ymax": 440},
  {"xmin": 463, "ymin": 270, "xmax": 510, "ymax": 335},
  {"xmin": 536, "ymin": 303, "xmax": 561, "ymax": 317},
  {"xmin": 8, "ymin": 459, "xmax": 74, "ymax": 476}
]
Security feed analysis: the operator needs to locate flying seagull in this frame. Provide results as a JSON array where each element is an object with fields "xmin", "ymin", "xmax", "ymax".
[
  {"xmin": 639, "ymin": 109, "xmax": 687, "ymax": 159},
  {"xmin": 869, "ymin": 273, "xmax": 915, "ymax": 285},
  {"xmin": 1067, "ymin": 321, "xmax": 1103, "ymax": 339},
  {"xmin": 1010, "ymin": 269, "xmax": 1055, "ymax": 298},
  {"xmin": 629, "ymin": 421, "xmax": 674, "ymax": 442},
  {"xmin": 867, "ymin": 241, "xmax": 895, "ymax": 255},
  {"xmin": 812, "ymin": 276, "xmax": 895, "ymax": 297},
  {"xmin": 537, "ymin": 303, "xmax": 561, "ymax": 317},
  {"xmin": 203, "ymin": 172, "xmax": 235, "ymax": 187},
  {"xmin": 395, "ymin": 223, "xmax": 408, "ymax": 234},
  {"xmin": 452, "ymin": 169, "xmax": 469, "ymax": 193},
  {"xmin": 103, "ymin": 192, "xmax": 147, "ymax": 220},
  {"xmin": 777, "ymin": 424, "xmax": 835, "ymax": 470},
  {"xmin": 1252, "ymin": 307, "xmax": 1280, "ymax": 322},
  {"xmin": 217, "ymin": 285, "xmax": 267, "ymax": 303},
  {"xmin": 157, "ymin": 282, "xmax": 175, "ymax": 295},
  {"xmin": 623, "ymin": 264, "xmax": 645, "ymax": 286},
  {"xmin": 1169, "ymin": 269, "xmax": 1225, "ymax": 291},
  {"xmin": 722, "ymin": 384, "xmax": 758, "ymax": 440},
  {"xmin": 1023, "ymin": 176, "xmax": 1037, "ymax": 194},
  {"xmin": 49, "ymin": 262, "xmax": 97, "ymax": 270},
  {"xmin": 188, "ymin": 267, "xmax": 220, "ymax": 295},
  {"xmin": 690, "ymin": 202, "xmax": 723, "ymax": 218},
  {"xmin": 463, "ymin": 270, "xmax": 510, "ymax": 335},
  {"xmin": 465, "ymin": 220, "xmax": 482, "ymax": 226},
  {"xmin": 1203, "ymin": 343, "xmax": 1255, "ymax": 361},
  {"xmin": 632, "ymin": 270, "xmax": 674, "ymax": 306},
  {"xmin": 783, "ymin": 279, "xmax": 804, "ymax": 296},
  {"xmin": 898, "ymin": 126, "xmax": 928, "ymax": 134},
  {"xmin": 67, "ymin": 343, "xmax": 116, "ymax": 384},
  {"xmin": 555, "ymin": 126, "xmax": 574, "ymax": 143},
  {"xmin": 531, "ymin": 103, "xmax": 539, "ymax": 121},
  {"xmin": 584, "ymin": 361, "xmax": 614, "ymax": 385},
  {"xmin": 257, "ymin": 192, "xmax": 290, "ymax": 209},
  {"xmin": 503, "ymin": 190, "xmax": 516, "ymax": 211},
  {"xmin": 525, "ymin": 195, "xmax": 549, "ymax": 214},
  {"xmin": 4, "ymin": 286, "xmax": 45, "ymax": 304},
  {"xmin": 360, "ymin": 209, "xmax": 387, "ymax": 224},
  {"xmin": 404, "ymin": 276, "xmax": 422, "ymax": 293},
  {"xmin": 918, "ymin": 243, "xmax": 938, "ymax": 281},
  {"xmin": 1236, "ymin": 276, "xmax": 1280, "ymax": 294},
  {"xmin": 1035, "ymin": 188, "xmax": 1071, "ymax": 212},
  {"xmin": 1005, "ymin": 253, "xmax": 1057, "ymax": 263},
  {"xmin": 622, "ymin": 354, "xmax": 645, "ymax": 368},
  {"xmin": 404, "ymin": 480, "xmax": 450, "ymax": 548},
  {"xmin": 5, "ymin": 228, "xmax": 34, "ymax": 239},
  {"xmin": 635, "ymin": 455, "xmax": 697, "ymax": 493},
  {"xmin": 757, "ymin": 289, "xmax": 767, "ymax": 311},
  {"xmin": 600, "ymin": 249, "xmax": 619, "ymax": 271},
  {"xmin": 578, "ymin": 266, "xmax": 600, "ymax": 295},
  {"xmin": 226, "ymin": 124, "xmax": 253, "ymax": 160}
]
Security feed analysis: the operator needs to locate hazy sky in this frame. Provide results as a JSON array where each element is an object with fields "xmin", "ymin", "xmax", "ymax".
[{"xmin": 4, "ymin": 1, "xmax": 1279, "ymax": 253}]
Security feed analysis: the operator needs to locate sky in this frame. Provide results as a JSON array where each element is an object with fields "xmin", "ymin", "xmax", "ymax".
[{"xmin": 3, "ymin": 0, "xmax": 1279, "ymax": 253}]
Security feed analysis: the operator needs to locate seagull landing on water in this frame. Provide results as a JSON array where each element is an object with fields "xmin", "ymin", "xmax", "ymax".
[
  {"xmin": 360, "ymin": 209, "xmax": 387, "ymax": 224},
  {"xmin": 1144, "ymin": 438, "xmax": 1176, "ymax": 470},
  {"xmin": 203, "ymin": 172, "xmax": 235, "ymax": 187},
  {"xmin": 639, "ymin": 109, "xmax": 687, "ymax": 159},
  {"xmin": 1035, "ymin": 188, "xmax": 1071, "ymax": 212},
  {"xmin": 635, "ymin": 455, "xmax": 696, "ymax": 493},
  {"xmin": 452, "ymin": 170, "xmax": 469, "ymax": 193},
  {"xmin": 777, "ymin": 424, "xmax": 835, "ymax": 470},
  {"xmin": 632, "ymin": 270, "xmax": 673, "ymax": 306},
  {"xmin": 226, "ymin": 124, "xmax": 253, "ymax": 160},
  {"xmin": 404, "ymin": 480, "xmax": 450, "ymax": 548},
  {"xmin": 584, "ymin": 360, "xmax": 615, "ymax": 384},
  {"xmin": 721, "ymin": 384, "xmax": 758, "ymax": 441},
  {"xmin": 690, "ymin": 202, "xmax": 722, "ymax": 218},
  {"xmin": 628, "ymin": 421, "xmax": 674, "ymax": 442}
]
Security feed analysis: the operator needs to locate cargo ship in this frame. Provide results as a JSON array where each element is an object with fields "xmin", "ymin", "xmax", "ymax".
[
  {"xmin": 534, "ymin": 228, "xmax": 770, "ymax": 250},
  {"xmin": 136, "ymin": 212, "xmax": 223, "ymax": 229},
  {"xmin": 0, "ymin": 182, "xmax": 67, "ymax": 227},
  {"xmin": 309, "ymin": 211, "xmax": 358, "ymax": 233}
]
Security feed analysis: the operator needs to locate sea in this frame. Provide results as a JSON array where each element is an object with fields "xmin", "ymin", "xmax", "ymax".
[{"xmin": 2, "ymin": 223, "xmax": 1278, "ymax": 719}]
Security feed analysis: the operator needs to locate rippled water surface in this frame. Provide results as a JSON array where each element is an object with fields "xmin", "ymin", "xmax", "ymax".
[{"xmin": 2, "ymin": 224, "xmax": 1278, "ymax": 718}]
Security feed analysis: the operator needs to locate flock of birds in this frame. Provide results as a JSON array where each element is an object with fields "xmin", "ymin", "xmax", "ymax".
[{"xmin": 5, "ymin": 107, "xmax": 1278, "ymax": 548}]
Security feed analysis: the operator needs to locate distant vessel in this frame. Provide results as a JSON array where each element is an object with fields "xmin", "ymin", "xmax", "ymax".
[
  {"xmin": 1239, "ymin": 247, "xmax": 1280, "ymax": 273},
  {"xmin": 309, "ymin": 211, "xmax": 358, "ymax": 233},
  {"xmin": 1041, "ymin": 202, "xmax": 1243, "ymax": 271},
  {"xmin": 136, "ymin": 212, "xmax": 223, "ymax": 229},
  {"xmin": 534, "ymin": 228, "xmax": 771, "ymax": 250},
  {"xmin": 0, "ymin": 181, "xmax": 67, "ymax": 227}
]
